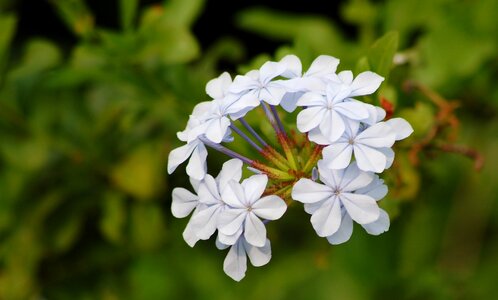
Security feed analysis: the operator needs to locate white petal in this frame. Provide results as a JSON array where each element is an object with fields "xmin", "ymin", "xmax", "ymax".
[
  {"xmin": 304, "ymin": 201, "xmax": 325, "ymax": 215},
  {"xmin": 223, "ymin": 239, "xmax": 247, "ymax": 282},
  {"xmin": 205, "ymin": 117, "xmax": 230, "ymax": 144},
  {"xmin": 316, "ymin": 160, "xmax": 340, "ymax": 188},
  {"xmin": 241, "ymin": 174, "xmax": 268, "ymax": 205},
  {"xmin": 221, "ymin": 180, "xmax": 246, "ymax": 208},
  {"xmin": 291, "ymin": 178, "xmax": 333, "ymax": 204},
  {"xmin": 225, "ymin": 92, "xmax": 260, "ymax": 116},
  {"xmin": 197, "ymin": 175, "xmax": 219, "ymax": 205},
  {"xmin": 244, "ymin": 238, "xmax": 271, "ymax": 267},
  {"xmin": 340, "ymin": 193, "xmax": 379, "ymax": 224},
  {"xmin": 258, "ymin": 85, "xmax": 286, "ymax": 105},
  {"xmin": 167, "ymin": 142, "xmax": 196, "ymax": 174},
  {"xmin": 216, "ymin": 235, "xmax": 230, "ymax": 250},
  {"xmin": 280, "ymin": 91, "xmax": 304, "ymax": 113},
  {"xmin": 216, "ymin": 158, "xmax": 243, "ymax": 192},
  {"xmin": 357, "ymin": 122, "xmax": 396, "ymax": 148},
  {"xmin": 310, "ymin": 197, "xmax": 342, "ymax": 237},
  {"xmin": 218, "ymin": 208, "xmax": 246, "ymax": 235},
  {"xmin": 305, "ymin": 55, "xmax": 340, "ymax": 78},
  {"xmin": 252, "ymin": 195, "xmax": 287, "ymax": 220},
  {"xmin": 340, "ymin": 162, "xmax": 374, "ymax": 191},
  {"xmin": 308, "ymin": 127, "xmax": 332, "ymax": 145},
  {"xmin": 171, "ymin": 188, "xmax": 198, "ymax": 218},
  {"xmin": 319, "ymin": 110, "xmax": 345, "ymax": 142},
  {"xmin": 230, "ymin": 74, "xmax": 259, "ymax": 94},
  {"xmin": 244, "ymin": 212, "xmax": 267, "ymax": 247},
  {"xmin": 334, "ymin": 101, "xmax": 370, "ymax": 120},
  {"xmin": 259, "ymin": 61, "xmax": 286, "ymax": 84},
  {"xmin": 279, "ymin": 54, "xmax": 302, "ymax": 78},
  {"xmin": 186, "ymin": 143, "xmax": 208, "ymax": 180},
  {"xmin": 354, "ymin": 144, "xmax": 388, "ymax": 173},
  {"xmin": 355, "ymin": 176, "xmax": 388, "ymax": 201},
  {"xmin": 385, "ymin": 118, "xmax": 414, "ymax": 140},
  {"xmin": 206, "ymin": 72, "xmax": 232, "ymax": 99},
  {"xmin": 379, "ymin": 147, "xmax": 395, "ymax": 169},
  {"xmin": 296, "ymin": 106, "xmax": 326, "ymax": 133},
  {"xmin": 361, "ymin": 103, "xmax": 386, "ymax": 125},
  {"xmin": 218, "ymin": 227, "xmax": 243, "ymax": 246},
  {"xmin": 296, "ymin": 92, "xmax": 327, "ymax": 107},
  {"xmin": 191, "ymin": 101, "xmax": 213, "ymax": 117},
  {"xmin": 350, "ymin": 71, "xmax": 384, "ymax": 96},
  {"xmin": 322, "ymin": 143, "xmax": 353, "ymax": 170},
  {"xmin": 362, "ymin": 209, "xmax": 390, "ymax": 235},
  {"xmin": 338, "ymin": 70, "xmax": 353, "ymax": 84},
  {"xmin": 190, "ymin": 205, "xmax": 223, "ymax": 240},
  {"xmin": 183, "ymin": 218, "xmax": 201, "ymax": 247},
  {"xmin": 326, "ymin": 212, "xmax": 353, "ymax": 245}
]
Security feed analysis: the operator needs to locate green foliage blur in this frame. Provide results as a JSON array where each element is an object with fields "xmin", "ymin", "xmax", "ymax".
[{"xmin": 1, "ymin": 0, "xmax": 497, "ymax": 299}]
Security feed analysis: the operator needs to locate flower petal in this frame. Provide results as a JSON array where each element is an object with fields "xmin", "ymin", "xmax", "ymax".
[
  {"xmin": 353, "ymin": 144, "xmax": 387, "ymax": 173},
  {"xmin": 322, "ymin": 142, "xmax": 353, "ymax": 170},
  {"xmin": 171, "ymin": 187, "xmax": 198, "ymax": 218},
  {"xmin": 223, "ymin": 239, "xmax": 247, "ymax": 282},
  {"xmin": 218, "ymin": 208, "xmax": 247, "ymax": 235},
  {"xmin": 305, "ymin": 55, "xmax": 340, "ymax": 78},
  {"xmin": 183, "ymin": 217, "xmax": 201, "ymax": 247},
  {"xmin": 355, "ymin": 176, "xmax": 388, "ymax": 201},
  {"xmin": 258, "ymin": 84, "xmax": 286, "ymax": 105},
  {"xmin": 259, "ymin": 61, "xmax": 286, "ymax": 84},
  {"xmin": 350, "ymin": 71, "xmax": 384, "ymax": 96},
  {"xmin": 230, "ymin": 74, "xmax": 259, "ymax": 94},
  {"xmin": 296, "ymin": 92, "xmax": 327, "ymax": 107},
  {"xmin": 326, "ymin": 212, "xmax": 353, "ymax": 245},
  {"xmin": 340, "ymin": 192, "xmax": 379, "ymax": 224},
  {"xmin": 186, "ymin": 143, "xmax": 208, "ymax": 180},
  {"xmin": 357, "ymin": 122, "xmax": 396, "ymax": 148},
  {"xmin": 218, "ymin": 226, "xmax": 243, "ymax": 246},
  {"xmin": 206, "ymin": 72, "xmax": 232, "ymax": 99},
  {"xmin": 280, "ymin": 91, "xmax": 304, "ymax": 113},
  {"xmin": 334, "ymin": 101, "xmax": 369, "ymax": 120},
  {"xmin": 385, "ymin": 118, "xmax": 414, "ymax": 140},
  {"xmin": 339, "ymin": 162, "xmax": 374, "ymax": 191},
  {"xmin": 279, "ymin": 54, "xmax": 302, "ymax": 78},
  {"xmin": 190, "ymin": 205, "xmax": 223, "ymax": 240},
  {"xmin": 310, "ymin": 197, "xmax": 342, "ymax": 237},
  {"xmin": 362, "ymin": 209, "xmax": 390, "ymax": 235},
  {"xmin": 252, "ymin": 195, "xmax": 287, "ymax": 220},
  {"xmin": 167, "ymin": 142, "xmax": 196, "ymax": 174},
  {"xmin": 296, "ymin": 106, "xmax": 326, "ymax": 133},
  {"xmin": 205, "ymin": 117, "xmax": 231, "ymax": 144},
  {"xmin": 319, "ymin": 110, "xmax": 345, "ymax": 142},
  {"xmin": 221, "ymin": 180, "xmax": 246, "ymax": 208},
  {"xmin": 244, "ymin": 238, "xmax": 272, "ymax": 267},
  {"xmin": 216, "ymin": 158, "xmax": 243, "ymax": 192},
  {"xmin": 241, "ymin": 174, "xmax": 268, "ymax": 205},
  {"xmin": 308, "ymin": 127, "xmax": 332, "ymax": 145},
  {"xmin": 291, "ymin": 178, "xmax": 333, "ymax": 204},
  {"xmin": 338, "ymin": 70, "xmax": 353, "ymax": 84},
  {"xmin": 244, "ymin": 212, "xmax": 267, "ymax": 247},
  {"xmin": 197, "ymin": 175, "xmax": 220, "ymax": 205}
]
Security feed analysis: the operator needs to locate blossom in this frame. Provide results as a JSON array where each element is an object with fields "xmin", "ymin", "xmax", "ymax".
[
  {"xmin": 291, "ymin": 161, "xmax": 380, "ymax": 237},
  {"xmin": 217, "ymin": 235, "xmax": 272, "ymax": 282},
  {"xmin": 229, "ymin": 60, "xmax": 288, "ymax": 107},
  {"xmin": 171, "ymin": 159, "xmax": 243, "ymax": 246},
  {"xmin": 218, "ymin": 174, "xmax": 287, "ymax": 247},
  {"xmin": 296, "ymin": 70, "xmax": 384, "ymax": 142}
]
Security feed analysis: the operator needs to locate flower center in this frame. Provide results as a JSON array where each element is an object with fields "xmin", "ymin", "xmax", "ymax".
[{"xmin": 333, "ymin": 189, "xmax": 341, "ymax": 196}]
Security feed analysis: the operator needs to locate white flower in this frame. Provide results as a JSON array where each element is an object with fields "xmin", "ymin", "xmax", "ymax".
[
  {"xmin": 171, "ymin": 159, "xmax": 243, "ymax": 247},
  {"xmin": 325, "ymin": 174, "xmax": 390, "ymax": 245},
  {"xmin": 279, "ymin": 55, "xmax": 340, "ymax": 112},
  {"xmin": 291, "ymin": 161, "xmax": 380, "ymax": 238},
  {"xmin": 217, "ymin": 235, "xmax": 271, "ymax": 282},
  {"xmin": 296, "ymin": 70, "xmax": 384, "ymax": 142},
  {"xmin": 229, "ymin": 60, "xmax": 288, "ymax": 108},
  {"xmin": 321, "ymin": 121, "xmax": 396, "ymax": 173},
  {"xmin": 218, "ymin": 174, "xmax": 287, "ymax": 247}
]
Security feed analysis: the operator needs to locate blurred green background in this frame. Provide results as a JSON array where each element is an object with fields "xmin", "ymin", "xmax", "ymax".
[{"xmin": 1, "ymin": 0, "xmax": 497, "ymax": 299}]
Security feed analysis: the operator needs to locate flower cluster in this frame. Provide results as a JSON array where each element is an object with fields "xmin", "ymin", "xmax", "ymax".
[{"xmin": 168, "ymin": 55, "xmax": 413, "ymax": 281}]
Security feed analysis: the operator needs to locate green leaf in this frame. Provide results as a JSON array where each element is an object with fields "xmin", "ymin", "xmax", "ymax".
[
  {"xmin": 120, "ymin": 0, "xmax": 139, "ymax": 30},
  {"xmin": 0, "ymin": 14, "xmax": 17, "ymax": 72},
  {"xmin": 367, "ymin": 31, "xmax": 398, "ymax": 78}
]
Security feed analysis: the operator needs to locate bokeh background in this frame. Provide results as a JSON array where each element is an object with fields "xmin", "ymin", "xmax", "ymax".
[{"xmin": 1, "ymin": 0, "xmax": 498, "ymax": 299}]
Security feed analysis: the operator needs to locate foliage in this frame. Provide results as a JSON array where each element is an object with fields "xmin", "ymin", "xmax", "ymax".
[{"xmin": 0, "ymin": 0, "xmax": 497, "ymax": 299}]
